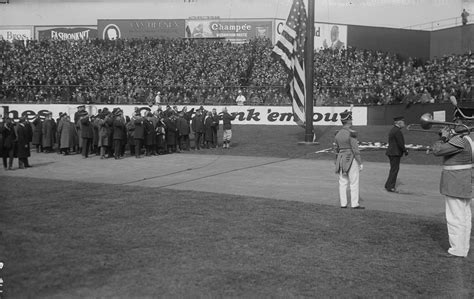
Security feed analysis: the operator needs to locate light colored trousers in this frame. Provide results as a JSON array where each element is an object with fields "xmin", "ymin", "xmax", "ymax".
[
  {"xmin": 338, "ymin": 160, "xmax": 360, "ymax": 208},
  {"xmin": 445, "ymin": 196, "xmax": 472, "ymax": 257}
]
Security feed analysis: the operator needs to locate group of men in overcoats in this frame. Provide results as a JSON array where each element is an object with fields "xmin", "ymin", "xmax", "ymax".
[
  {"xmin": 0, "ymin": 115, "xmax": 32, "ymax": 170},
  {"xmin": 15, "ymin": 104, "xmax": 236, "ymax": 163}
]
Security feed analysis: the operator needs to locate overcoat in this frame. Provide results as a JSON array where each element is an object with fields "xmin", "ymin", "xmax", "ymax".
[
  {"xmin": 16, "ymin": 123, "xmax": 31, "ymax": 158},
  {"xmin": 113, "ymin": 118, "xmax": 126, "ymax": 141},
  {"xmin": 59, "ymin": 121, "xmax": 76, "ymax": 149},
  {"xmin": 204, "ymin": 116, "xmax": 214, "ymax": 142},
  {"xmin": 42, "ymin": 119, "xmax": 56, "ymax": 147},
  {"xmin": 32, "ymin": 117, "xmax": 42, "ymax": 145},
  {"xmin": 386, "ymin": 126, "xmax": 406, "ymax": 157},
  {"xmin": 80, "ymin": 117, "xmax": 94, "ymax": 139},
  {"xmin": 133, "ymin": 118, "xmax": 145, "ymax": 140},
  {"xmin": 164, "ymin": 117, "xmax": 177, "ymax": 146},
  {"xmin": 144, "ymin": 119, "xmax": 155, "ymax": 146}
]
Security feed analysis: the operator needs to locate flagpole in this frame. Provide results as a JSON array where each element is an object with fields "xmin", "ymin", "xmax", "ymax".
[{"xmin": 304, "ymin": 0, "xmax": 315, "ymax": 143}]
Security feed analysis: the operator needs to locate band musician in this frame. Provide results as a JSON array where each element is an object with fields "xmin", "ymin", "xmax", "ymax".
[
  {"xmin": 431, "ymin": 116, "xmax": 473, "ymax": 258},
  {"xmin": 334, "ymin": 109, "xmax": 364, "ymax": 209}
]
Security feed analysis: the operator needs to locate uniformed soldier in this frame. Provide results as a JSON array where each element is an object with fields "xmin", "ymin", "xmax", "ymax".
[
  {"xmin": 431, "ymin": 114, "xmax": 473, "ymax": 258},
  {"xmin": 334, "ymin": 109, "xmax": 364, "ymax": 209}
]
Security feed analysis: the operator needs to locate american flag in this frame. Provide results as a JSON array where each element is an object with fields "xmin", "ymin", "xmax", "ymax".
[{"xmin": 272, "ymin": 0, "xmax": 307, "ymax": 126}]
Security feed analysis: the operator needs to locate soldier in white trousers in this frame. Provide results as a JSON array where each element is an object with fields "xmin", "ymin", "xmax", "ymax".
[
  {"xmin": 334, "ymin": 109, "xmax": 364, "ymax": 209},
  {"xmin": 432, "ymin": 123, "xmax": 473, "ymax": 258}
]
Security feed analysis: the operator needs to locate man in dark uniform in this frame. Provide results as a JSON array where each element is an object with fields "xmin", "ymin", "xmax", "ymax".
[{"xmin": 384, "ymin": 116, "xmax": 408, "ymax": 192}]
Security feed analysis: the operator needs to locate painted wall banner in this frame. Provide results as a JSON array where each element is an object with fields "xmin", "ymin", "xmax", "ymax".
[
  {"xmin": 1, "ymin": 105, "xmax": 367, "ymax": 126},
  {"xmin": 35, "ymin": 26, "xmax": 98, "ymax": 40},
  {"xmin": 97, "ymin": 19, "xmax": 185, "ymax": 40},
  {"xmin": 185, "ymin": 19, "xmax": 273, "ymax": 43},
  {"xmin": 274, "ymin": 20, "xmax": 348, "ymax": 51},
  {"xmin": 0, "ymin": 28, "xmax": 32, "ymax": 42}
]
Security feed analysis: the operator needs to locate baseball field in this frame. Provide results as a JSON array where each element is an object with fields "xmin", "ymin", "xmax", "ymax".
[{"xmin": 0, "ymin": 124, "xmax": 473, "ymax": 298}]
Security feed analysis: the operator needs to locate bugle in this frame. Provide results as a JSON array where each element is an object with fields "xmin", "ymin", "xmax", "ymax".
[
  {"xmin": 407, "ymin": 113, "xmax": 471, "ymax": 135},
  {"xmin": 406, "ymin": 123, "xmax": 447, "ymax": 134}
]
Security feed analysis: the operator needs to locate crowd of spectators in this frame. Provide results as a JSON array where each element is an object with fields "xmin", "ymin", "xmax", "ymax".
[{"xmin": 1, "ymin": 37, "xmax": 472, "ymax": 106}]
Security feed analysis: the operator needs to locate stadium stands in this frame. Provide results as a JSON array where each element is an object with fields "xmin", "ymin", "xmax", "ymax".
[{"xmin": 0, "ymin": 38, "xmax": 472, "ymax": 105}]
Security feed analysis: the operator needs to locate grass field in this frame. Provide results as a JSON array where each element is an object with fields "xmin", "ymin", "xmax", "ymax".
[
  {"xmin": 1, "ymin": 124, "xmax": 472, "ymax": 298},
  {"xmin": 185, "ymin": 125, "xmax": 440, "ymax": 165}
]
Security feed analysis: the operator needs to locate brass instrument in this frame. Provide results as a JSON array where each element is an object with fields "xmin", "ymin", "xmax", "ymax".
[{"xmin": 407, "ymin": 113, "xmax": 471, "ymax": 135}]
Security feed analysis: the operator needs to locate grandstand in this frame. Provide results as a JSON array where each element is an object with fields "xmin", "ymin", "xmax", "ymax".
[
  {"xmin": 0, "ymin": 36, "xmax": 472, "ymax": 106},
  {"xmin": 0, "ymin": 1, "xmax": 472, "ymax": 107}
]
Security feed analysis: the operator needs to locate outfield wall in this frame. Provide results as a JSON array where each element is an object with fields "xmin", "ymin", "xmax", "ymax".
[
  {"xmin": 1, "ymin": 103, "xmax": 456, "ymax": 126},
  {"xmin": 2, "ymin": 104, "xmax": 367, "ymax": 126}
]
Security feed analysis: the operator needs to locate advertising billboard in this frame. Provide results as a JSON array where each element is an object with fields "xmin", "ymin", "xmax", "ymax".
[
  {"xmin": 274, "ymin": 20, "xmax": 348, "ymax": 51},
  {"xmin": 35, "ymin": 26, "xmax": 98, "ymax": 41},
  {"xmin": 185, "ymin": 19, "xmax": 273, "ymax": 43},
  {"xmin": 97, "ymin": 19, "xmax": 185, "ymax": 40},
  {"xmin": 0, "ymin": 26, "xmax": 33, "ymax": 42},
  {"xmin": 1, "ymin": 104, "xmax": 367, "ymax": 126}
]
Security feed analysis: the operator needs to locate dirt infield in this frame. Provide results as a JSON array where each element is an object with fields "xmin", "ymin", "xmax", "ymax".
[{"xmin": 1, "ymin": 151, "xmax": 445, "ymax": 218}]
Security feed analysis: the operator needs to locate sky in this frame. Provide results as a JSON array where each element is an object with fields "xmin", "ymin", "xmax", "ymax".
[{"xmin": 0, "ymin": 0, "xmax": 473, "ymax": 29}]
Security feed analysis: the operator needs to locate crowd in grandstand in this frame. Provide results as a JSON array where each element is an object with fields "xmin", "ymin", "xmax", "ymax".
[
  {"xmin": 1, "ymin": 37, "xmax": 472, "ymax": 105},
  {"xmin": 0, "ymin": 104, "xmax": 237, "ymax": 170}
]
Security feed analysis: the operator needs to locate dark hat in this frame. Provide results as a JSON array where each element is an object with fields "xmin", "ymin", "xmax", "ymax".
[
  {"xmin": 77, "ymin": 105, "xmax": 85, "ymax": 109},
  {"xmin": 393, "ymin": 116, "xmax": 405, "ymax": 121},
  {"xmin": 339, "ymin": 110, "xmax": 352, "ymax": 122},
  {"xmin": 78, "ymin": 110, "xmax": 88, "ymax": 117},
  {"xmin": 112, "ymin": 108, "xmax": 123, "ymax": 116}
]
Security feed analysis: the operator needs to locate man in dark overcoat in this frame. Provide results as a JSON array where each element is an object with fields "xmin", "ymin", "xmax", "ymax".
[
  {"xmin": 1, "ymin": 117, "xmax": 16, "ymax": 170},
  {"xmin": 204, "ymin": 111, "xmax": 214, "ymax": 149},
  {"xmin": 176, "ymin": 111, "xmax": 190, "ymax": 151},
  {"xmin": 384, "ymin": 116, "xmax": 408, "ymax": 192},
  {"xmin": 32, "ymin": 116, "xmax": 43, "ymax": 153},
  {"xmin": 16, "ymin": 117, "xmax": 31, "ymax": 169},
  {"xmin": 144, "ymin": 112, "xmax": 156, "ymax": 156},
  {"xmin": 42, "ymin": 112, "xmax": 56, "ymax": 153},
  {"xmin": 112, "ymin": 114, "xmax": 126, "ymax": 159},
  {"xmin": 191, "ymin": 109, "xmax": 204, "ymax": 150},
  {"xmin": 80, "ymin": 111, "xmax": 93, "ymax": 158},
  {"xmin": 164, "ymin": 112, "xmax": 178, "ymax": 153},
  {"xmin": 133, "ymin": 114, "xmax": 145, "ymax": 158},
  {"xmin": 211, "ymin": 108, "xmax": 220, "ymax": 148}
]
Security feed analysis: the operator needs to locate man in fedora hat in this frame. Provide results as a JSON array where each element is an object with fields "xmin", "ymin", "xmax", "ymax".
[
  {"xmin": 334, "ymin": 109, "xmax": 364, "ymax": 209},
  {"xmin": 79, "ymin": 110, "xmax": 93, "ymax": 158},
  {"xmin": 384, "ymin": 116, "xmax": 408, "ymax": 193}
]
